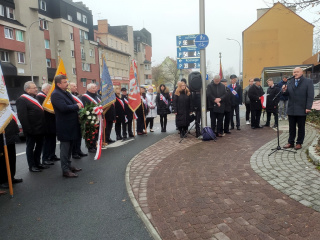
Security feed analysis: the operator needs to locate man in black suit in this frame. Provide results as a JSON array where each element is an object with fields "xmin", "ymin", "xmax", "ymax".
[
  {"xmin": 121, "ymin": 88, "xmax": 134, "ymax": 138},
  {"xmin": 16, "ymin": 81, "xmax": 48, "ymax": 172},
  {"xmin": 248, "ymin": 78, "xmax": 265, "ymax": 129},
  {"xmin": 221, "ymin": 79, "xmax": 232, "ymax": 134},
  {"xmin": 51, "ymin": 75, "xmax": 83, "ymax": 178},
  {"xmin": 282, "ymin": 67, "xmax": 314, "ymax": 150},
  {"xmin": 228, "ymin": 74, "xmax": 242, "ymax": 130},
  {"xmin": 207, "ymin": 75, "xmax": 226, "ymax": 137}
]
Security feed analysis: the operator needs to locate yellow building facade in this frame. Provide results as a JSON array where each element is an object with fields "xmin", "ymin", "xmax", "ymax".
[{"xmin": 242, "ymin": 3, "xmax": 314, "ymax": 88}]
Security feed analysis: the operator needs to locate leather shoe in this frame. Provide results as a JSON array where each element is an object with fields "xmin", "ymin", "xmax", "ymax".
[
  {"xmin": 251, "ymin": 126, "xmax": 256, "ymax": 129},
  {"xmin": 43, "ymin": 161, "xmax": 54, "ymax": 165},
  {"xmin": 264, "ymin": 124, "xmax": 270, "ymax": 127},
  {"xmin": 237, "ymin": 127, "xmax": 241, "ymax": 130},
  {"xmin": 107, "ymin": 138, "xmax": 115, "ymax": 143},
  {"xmin": 217, "ymin": 133, "xmax": 224, "ymax": 137},
  {"xmin": 52, "ymin": 155, "xmax": 60, "ymax": 161},
  {"xmin": 70, "ymin": 167, "xmax": 82, "ymax": 172},
  {"xmin": 12, "ymin": 178, "xmax": 23, "ymax": 184},
  {"xmin": 129, "ymin": 133, "xmax": 134, "ymax": 137},
  {"xmin": 63, "ymin": 171, "xmax": 78, "ymax": 178},
  {"xmin": 225, "ymin": 131, "xmax": 231, "ymax": 134},
  {"xmin": 0, "ymin": 183, "xmax": 9, "ymax": 188},
  {"xmin": 72, "ymin": 154, "xmax": 81, "ymax": 159},
  {"xmin": 37, "ymin": 164, "xmax": 50, "ymax": 169},
  {"xmin": 256, "ymin": 125, "xmax": 263, "ymax": 128},
  {"xmin": 283, "ymin": 143, "xmax": 294, "ymax": 149},
  {"xmin": 294, "ymin": 144, "xmax": 302, "ymax": 150},
  {"xmin": 29, "ymin": 167, "xmax": 42, "ymax": 172},
  {"xmin": 137, "ymin": 132, "xmax": 143, "ymax": 135},
  {"xmin": 78, "ymin": 151, "xmax": 88, "ymax": 157},
  {"xmin": 88, "ymin": 148, "xmax": 96, "ymax": 153},
  {"xmin": 230, "ymin": 126, "xmax": 234, "ymax": 130}
]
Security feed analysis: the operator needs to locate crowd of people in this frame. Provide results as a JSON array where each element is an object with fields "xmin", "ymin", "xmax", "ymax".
[{"xmin": 0, "ymin": 67, "xmax": 314, "ymax": 194}]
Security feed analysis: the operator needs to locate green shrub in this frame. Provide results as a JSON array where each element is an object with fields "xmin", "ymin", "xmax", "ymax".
[{"xmin": 307, "ymin": 110, "xmax": 320, "ymax": 127}]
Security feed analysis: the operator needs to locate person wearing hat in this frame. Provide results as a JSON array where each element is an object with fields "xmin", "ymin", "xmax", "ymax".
[
  {"xmin": 121, "ymin": 87, "xmax": 134, "ymax": 138},
  {"xmin": 227, "ymin": 74, "xmax": 242, "ymax": 130},
  {"xmin": 264, "ymin": 78, "xmax": 280, "ymax": 128},
  {"xmin": 136, "ymin": 87, "xmax": 148, "ymax": 135},
  {"xmin": 248, "ymin": 78, "xmax": 265, "ymax": 129},
  {"xmin": 146, "ymin": 86, "xmax": 157, "ymax": 132},
  {"xmin": 221, "ymin": 79, "xmax": 232, "ymax": 134}
]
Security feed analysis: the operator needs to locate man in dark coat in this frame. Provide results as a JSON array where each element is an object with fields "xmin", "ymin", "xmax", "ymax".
[
  {"xmin": 248, "ymin": 78, "xmax": 265, "ymax": 129},
  {"xmin": 104, "ymin": 104, "xmax": 116, "ymax": 143},
  {"xmin": 282, "ymin": 67, "xmax": 314, "ymax": 150},
  {"xmin": 81, "ymin": 83, "xmax": 101, "ymax": 152},
  {"xmin": 121, "ymin": 88, "xmax": 134, "ymax": 138},
  {"xmin": 277, "ymin": 75, "xmax": 289, "ymax": 120},
  {"xmin": 0, "ymin": 118, "xmax": 22, "ymax": 188},
  {"xmin": 228, "ymin": 74, "xmax": 242, "ymax": 130},
  {"xmin": 221, "ymin": 79, "xmax": 232, "ymax": 134},
  {"xmin": 16, "ymin": 81, "xmax": 48, "ymax": 172},
  {"xmin": 36, "ymin": 83, "xmax": 58, "ymax": 166},
  {"xmin": 264, "ymin": 78, "xmax": 280, "ymax": 128},
  {"xmin": 207, "ymin": 75, "xmax": 226, "ymax": 137},
  {"xmin": 114, "ymin": 86, "xmax": 126, "ymax": 139},
  {"xmin": 136, "ymin": 87, "xmax": 148, "ymax": 135},
  {"xmin": 51, "ymin": 75, "xmax": 83, "ymax": 178},
  {"xmin": 243, "ymin": 78, "xmax": 254, "ymax": 125}
]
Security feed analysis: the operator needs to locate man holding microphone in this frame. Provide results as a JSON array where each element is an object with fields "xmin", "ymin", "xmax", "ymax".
[{"xmin": 282, "ymin": 67, "xmax": 314, "ymax": 150}]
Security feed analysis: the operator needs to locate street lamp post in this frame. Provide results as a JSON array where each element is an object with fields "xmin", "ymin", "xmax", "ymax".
[
  {"xmin": 28, "ymin": 19, "xmax": 42, "ymax": 82},
  {"xmin": 227, "ymin": 38, "xmax": 241, "ymax": 84}
]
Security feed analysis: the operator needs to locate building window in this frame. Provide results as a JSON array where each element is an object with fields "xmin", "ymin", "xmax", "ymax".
[
  {"xmin": 16, "ymin": 30, "xmax": 24, "ymax": 42},
  {"xmin": 81, "ymin": 48, "xmax": 85, "ymax": 60},
  {"xmin": 0, "ymin": 51, "xmax": 9, "ymax": 62},
  {"xmin": 0, "ymin": 5, "xmax": 4, "ymax": 16},
  {"xmin": 82, "ymin": 15, "xmax": 87, "ymax": 24},
  {"xmin": 17, "ymin": 52, "xmax": 25, "ymax": 64},
  {"xmin": 4, "ymin": 27, "xmax": 13, "ymax": 39},
  {"xmin": 40, "ymin": 19, "xmax": 48, "ymax": 30},
  {"xmin": 82, "ymin": 63, "xmax": 90, "ymax": 72},
  {"xmin": 89, "ymin": 49, "xmax": 94, "ymax": 57},
  {"xmin": 40, "ymin": 0, "xmax": 46, "ymax": 11},
  {"xmin": 77, "ymin": 12, "xmax": 82, "ymax": 21},
  {"xmin": 46, "ymin": 59, "xmax": 51, "ymax": 68},
  {"xmin": 83, "ymin": 81, "xmax": 86, "ymax": 87},
  {"xmin": 81, "ymin": 78, "xmax": 87, "ymax": 87},
  {"xmin": 115, "ymin": 41, "xmax": 118, "ymax": 49},
  {"xmin": 84, "ymin": 31, "xmax": 88, "ymax": 40},
  {"xmin": 70, "ymin": 33, "xmax": 73, "ymax": 40},
  {"xmin": 72, "ymin": 68, "xmax": 76, "ymax": 75},
  {"xmin": 6, "ymin": 7, "xmax": 14, "ymax": 19},
  {"xmin": 68, "ymin": 15, "xmax": 72, "ymax": 21},
  {"xmin": 145, "ymin": 75, "xmax": 149, "ymax": 80},
  {"xmin": 44, "ymin": 40, "xmax": 50, "ymax": 49},
  {"xmin": 71, "ymin": 50, "xmax": 75, "ymax": 57}
]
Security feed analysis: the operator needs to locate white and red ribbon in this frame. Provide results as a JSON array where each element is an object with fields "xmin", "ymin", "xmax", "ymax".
[
  {"xmin": 72, "ymin": 95, "xmax": 84, "ymax": 108},
  {"xmin": 83, "ymin": 94, "xmax": 101, "ymax": 105},
  {"xmin": 21, "ymin": 94, "xmax": 43, "ymax": 110},
  {"xmin": 160, "ymin": 94, "xmax": 168, "ymax": 105},
  {"xmin": 93, "ymin": 105, "xmax": 103, "ymax": 160},
  {"xmin": 37, "ymin": 92, "xmax": 47, "ymax": 98}
]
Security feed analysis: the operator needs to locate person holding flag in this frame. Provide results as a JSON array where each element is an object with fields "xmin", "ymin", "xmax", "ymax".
[
  {"xmin": 248, "ymin": 78, "xmax": 265, "ymax": 129},
  {"xmin": 156, "ymin": 84, "xmax": 171, "ymax": 132},
  {"xmin": 264, "ymin": 78, "xmax": 280, "ymax": 128}
]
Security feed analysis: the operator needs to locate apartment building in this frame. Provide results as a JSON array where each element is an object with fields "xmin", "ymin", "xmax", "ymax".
[{"xmin": 0, "ymin": 0, "xmax": 100, "ymax": 99}]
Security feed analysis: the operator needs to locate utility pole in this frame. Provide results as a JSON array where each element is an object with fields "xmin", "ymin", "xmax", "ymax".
[{"xmin": 199, "ymin": 0, "xmax": 207, "ymax": 128}]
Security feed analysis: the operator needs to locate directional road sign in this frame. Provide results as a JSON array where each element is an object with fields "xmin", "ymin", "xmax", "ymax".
[
  {"xmin": 176, "ymin": 34, "xmax": 198, "ymax": 47},
  {"xmin": 177, "ymin": 58, "xmax": 200, "ymax": 69},
  {"xmin": 195, "ymin": 34, "xmax": 209, "ymax": 49},
  {"xmin": 177, "ymin": 47, "xmax": 200, "ymax": 59}
]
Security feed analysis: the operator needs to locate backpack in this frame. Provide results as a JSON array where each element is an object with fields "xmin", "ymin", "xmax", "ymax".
[{"xmin": 202, "ymin": 127, "xmax": 217, "ymax": 141}]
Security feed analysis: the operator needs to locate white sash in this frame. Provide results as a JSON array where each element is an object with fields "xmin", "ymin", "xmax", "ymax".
[
  {"xmin": 83, "ymin": 94, "xmax": 101, "ymax": 105},
  {"xmin": 21, "ymin": 94, "xmax": 43, "ymax": 110}
]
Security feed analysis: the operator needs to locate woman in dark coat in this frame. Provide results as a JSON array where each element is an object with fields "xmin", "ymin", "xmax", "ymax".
[
  {"xmin": 172, "ymin": 82, "xmax": 192, "ymax": 138},
  {"xmin": 156, "ymin": 84, "xmax": 171, "ymax": 132},
  {"xmin": 265, "ymin": 78, "xmax": 280, "ymax": 128},
  {"xmin": 114, "ymin": 86, "xmax": 125, "ymax": 140}
]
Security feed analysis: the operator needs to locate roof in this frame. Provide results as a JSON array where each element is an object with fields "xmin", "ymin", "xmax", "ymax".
[
  {"xmin": 243, "ymin": 2, "xmax": 314, "ymax": 33},
  {"xmin": 98, "ymin": 40, "xmax": 131, "ymax": 56},
  {"xmin": 0, "ymin": 15, "xmax": 25, "ymax": 27},
  {"xmin": 1, "ymin": 62, "xmax": 17, "ymax": 76},
  {"xmin": 262, "ymin": 64, "xmax": 314, "ymax": 74}
]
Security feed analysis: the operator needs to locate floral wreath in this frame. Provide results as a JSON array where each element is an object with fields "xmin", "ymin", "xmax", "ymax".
[{"xmin": 79, "ymin": 102, "xmax": 100, "ymax": 149}]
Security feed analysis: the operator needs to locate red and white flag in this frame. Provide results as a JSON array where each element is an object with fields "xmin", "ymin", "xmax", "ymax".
[{"xmin": 261, "ymin": 94, "xmax": 268, "ymax": 109}]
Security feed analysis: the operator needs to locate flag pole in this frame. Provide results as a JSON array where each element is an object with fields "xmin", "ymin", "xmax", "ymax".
[
  {"xmin": 133, "ymin": 112, "xmax": 136, "ymax": 137},
  {"xmin": 3, "ymin": 131, "xmax": 13, "ymax": 198}
]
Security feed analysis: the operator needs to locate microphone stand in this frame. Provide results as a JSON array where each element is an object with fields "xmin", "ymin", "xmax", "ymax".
[{"xmin": 268, "ymin": 88, "xmax": 296, "ymax": 156}]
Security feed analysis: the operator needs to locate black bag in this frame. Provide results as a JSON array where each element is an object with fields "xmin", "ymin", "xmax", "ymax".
[{"xmin": 202, "ymin": 127, "xmax": 216, "ymax": 141}]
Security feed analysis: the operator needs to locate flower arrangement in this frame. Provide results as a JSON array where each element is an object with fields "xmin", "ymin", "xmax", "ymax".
[{"xmin": 79, "ymin": 102, "xmax": 100, "ymax": 149}]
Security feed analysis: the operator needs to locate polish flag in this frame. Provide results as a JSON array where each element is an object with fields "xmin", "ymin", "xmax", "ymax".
[{"xmin": 261, "ymin": 94, "xmax": 267, "ymax": 109}]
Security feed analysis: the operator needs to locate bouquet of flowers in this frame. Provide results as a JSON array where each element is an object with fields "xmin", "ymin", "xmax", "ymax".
[{"xmin": 79, "ymin": 102, "xmax": 100, "ymax": 149}]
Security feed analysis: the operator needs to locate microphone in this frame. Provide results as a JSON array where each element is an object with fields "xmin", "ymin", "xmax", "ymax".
[{"xmin": 286, "ymin": 76, "xmax": 295, "ymax": 80}]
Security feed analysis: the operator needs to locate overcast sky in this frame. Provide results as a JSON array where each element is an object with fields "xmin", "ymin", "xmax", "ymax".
[{"xmin": 81, "ymin": 0, "xmax": 320, "ymax": 76}]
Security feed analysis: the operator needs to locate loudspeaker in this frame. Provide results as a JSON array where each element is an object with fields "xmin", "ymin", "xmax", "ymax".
[{"xmin": 188, "ymin": 72, "xmax": 202, "ymax": 92}]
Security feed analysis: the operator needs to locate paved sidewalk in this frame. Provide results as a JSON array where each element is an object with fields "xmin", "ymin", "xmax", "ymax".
[{"xmin": 127, "ymin": 122, "xmax": 320, "ymax": 239}]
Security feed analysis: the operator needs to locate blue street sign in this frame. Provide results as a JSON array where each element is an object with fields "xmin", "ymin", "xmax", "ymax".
[
  {"xmin": 176, "ymin": 34, "xmax": 198, "ymax": 47},
  {"xmin": 177, "ymin": 47, "xmax": 200, "ymax": 58},
  {"xmin": 195, "ymin": 34, "xmax": 209, "ymax": 49},
  {"xmin": 177, "ymin": 58, "xmax": 200, "ymax": 69},
  {"xmin": 206, "ymin": 74, "xmax": 209, "ymax": 80}
]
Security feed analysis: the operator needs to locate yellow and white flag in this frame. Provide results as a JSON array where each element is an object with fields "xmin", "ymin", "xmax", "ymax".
[
  {"xmin": 0, "ymin": 62, "xmax": 13, "ymax": 134},
  {"xmin": 43, "ymin": 58, "xmax": 68, "ymax": 113}
]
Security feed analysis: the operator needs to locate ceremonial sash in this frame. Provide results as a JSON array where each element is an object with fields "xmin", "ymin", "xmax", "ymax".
[
  {"xmin": 83, "ymin": 94, "xmax": 101, "ymax": 105},
  {"xmin": 160, "ymin": 94, "xmax": 168, "ymax": 105},
  {"xmin": 37, "ymin": 92, "xmax": 47, "ymax": 98},
  {"xmin": 124, "ymin": 98, "xmax": 129, "ymax": 105},
  {"xmin": 21, "ymin": 94, "xmax": 43, "ymax": 110},
  {"xmin": 116, "ymin": 97, "xmax": 125, "ymax": 111},
  {"xmin": 141, "ymin": 96, "xmax": 148, "ymax": 110},
  {"xmin": 72, "ymin": 95, "xmax": 84, "ymax": 108},
  {"xmin": 11, "ymin": 111, "xmax": 18, "ymax": 124},
  {"xmin": 133, "ymin": 112, "xmax": 138, "ymax": 119},
  {"xmin": 228, "ymin": 85, "xmax": 239, "ymax": 98}
]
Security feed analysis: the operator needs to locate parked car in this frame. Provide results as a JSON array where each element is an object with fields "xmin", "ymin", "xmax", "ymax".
[{"xmin": 9, "ymin": 101, "xmax": 24, "ymax": 140}]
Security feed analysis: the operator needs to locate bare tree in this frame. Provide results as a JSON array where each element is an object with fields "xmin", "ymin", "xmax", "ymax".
[
  {"xmin": 161, "ymin": 57, "xmax": 190, "ymax": 89},
  {"xmin": 151, "ymin": 65, "xmax": 164, "ymax": 88}
]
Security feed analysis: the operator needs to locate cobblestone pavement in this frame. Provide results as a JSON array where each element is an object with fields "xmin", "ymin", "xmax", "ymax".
[{"xmin": 127, "ymin": 122, "xmax": 320, "ymax": 240}]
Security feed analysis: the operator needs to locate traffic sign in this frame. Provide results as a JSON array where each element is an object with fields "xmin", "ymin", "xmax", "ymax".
[
  {"xmin": 195, "ymin": 34, "xmax": 209, "ymax": 49},
  {"xmin": 177, "ymin": 58, "xmax": 200, "ymax": 69},
  {"xmin": 176, "ymin": 34, "xmax": 198, "ymax": 47},
  {"xmin": 177, "ymin": 47, "xmax": 200, "ymax": 58}
]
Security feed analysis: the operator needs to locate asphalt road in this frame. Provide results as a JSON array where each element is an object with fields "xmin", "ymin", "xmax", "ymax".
[{"xmin": 0, "ymin": 119, "xmax": 177, "ymax": 240}]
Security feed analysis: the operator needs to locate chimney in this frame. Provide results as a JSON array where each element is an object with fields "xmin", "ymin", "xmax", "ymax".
[{"xmin": 98, "ymin": 19, "xmax": 108, "ymax": 33}]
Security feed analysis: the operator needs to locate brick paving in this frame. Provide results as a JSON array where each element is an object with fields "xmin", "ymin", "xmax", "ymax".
[{"xmin": 127, "ymin": 122, "xmax": 320, "ymax": 239}]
